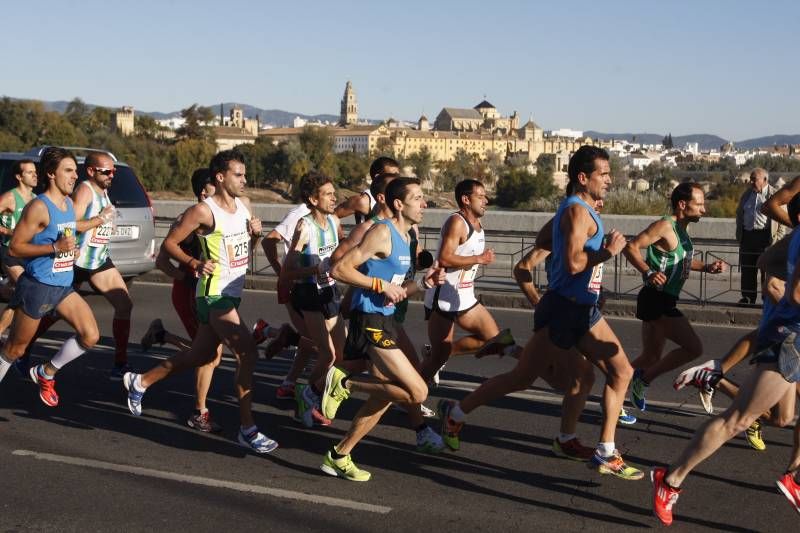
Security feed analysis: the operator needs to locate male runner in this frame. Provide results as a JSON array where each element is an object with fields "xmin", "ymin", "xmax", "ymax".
[
  {"xmin": 318, "ymin": 177, "xmax": 444, "ymax": 481},
  {"xmin": 420, "ymin": 179, "xmax": 517, "ymax": 385},
  {"xmin": 335, "ymin": 156, "xmax": 399, "ymax": 223},
  {"xmin": 122, "ymin": 150, "xmax": 277, "ymax": 453},
  {"xmin": 71, "ymin": 151, "xmax": 129, "ymax": 379},
  {"xmin": 0, "ymin": 159, "xmax": 38, "ymax": 339},
  {"xmin": 651, "ymin": 193, "xmax": 800, "ymax": 525},
  {"xmin": 623, "ymin": 182, "xmax": 725, "ymax": 413},
  {"xmin": 437, "ymin": 146, "xmax": 643, "ymax": 480},
  {"xmin": 0, "ymin": 147, "xmax": 99, "ymax": 407},
  {"xmin": 284, "ymin": 173, "xmax": 347, "ymax": 427},
  {"xmin": 331, "ymin": 173, "xmax": 444, "ymax": 451},
  {"xmin": 262, "ymin": 201, "xmax": 313, "ymax": 400}
]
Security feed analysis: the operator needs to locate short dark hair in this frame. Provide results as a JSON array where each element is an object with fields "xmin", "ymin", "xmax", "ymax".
[
  {"xmin": 670, "ymin": 181, "xmax": 703, "ymax": 210},
  {"xmin": 191, "ymin": 168, "xmax": 212, "ymax": 200},
  {"xmin": 369, "ymin": 173, "xmax": 394, "ymax": 199},
  {"xmin": 385, "ymin": 177, "xmax": 421, "ymax": 214},
  {"xmin": 567, "ymin": 145, "xmax": 609, "ymax": 184},
  {"xmin": 40, "ymin": 147, "xmax": 76, "ymax": 178},
  {"xmin": 455, "ymin": 179, "xmax": 484, "ymax": 208},
  {"xmin": 369, "ymin": 156, "xmax": 399, "ymax": 179},
  {"xmin": 299, "ymin": 172, "xmax": 334, "ymax": 207},
  {"xmin": 209, "ymin": 149, "xmax": 245, "ymax": 178},
  {"xmin": 12, "ymin": 159, "xmax": 35, "ymax": 177},
  {"xmin": 787, "ymin": 192, "xmax": 800, "ymax": 227}
]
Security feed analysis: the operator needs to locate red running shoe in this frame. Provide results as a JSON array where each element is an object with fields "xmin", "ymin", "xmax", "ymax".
[
  {"xmin": 29, "ymin": 365, "xmax": 59, "ymax": 407},
  {"xmin": 275, "ymin": 382, "xmax": 295, "ymax": 401},
  {"xmin": 651, "ymin": 467, "xmax": 681, "ymax": 526},
  {"xmin": 252, "ymin": 319, "xmax": 270, "ymax": 345},
  {"xmin": 776, "ymin": 472, "xmax": 800, "ymax": 515}
]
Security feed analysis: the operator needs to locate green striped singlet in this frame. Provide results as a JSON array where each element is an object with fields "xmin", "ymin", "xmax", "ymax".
[
  {"xmin": 1, "ymin": 189, "xmax": 35, "ymax": 246},
  {"xmin": 645, "ymin": 216, "xmax": 693, "ymax": 297}
]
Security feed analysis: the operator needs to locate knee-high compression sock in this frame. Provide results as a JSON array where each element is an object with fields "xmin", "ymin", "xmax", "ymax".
[
  {"xmin": 50, "ymin": 336, "xmax": 87, "ymax": 370},
  {"xmin": 112, "ymin": 318, "xmax": 130, "ymax": 366}
]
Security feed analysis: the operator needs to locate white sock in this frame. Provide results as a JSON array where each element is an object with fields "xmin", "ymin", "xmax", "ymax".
[
  {"xmin": 450, "ymin": 403, "xmax": 466, "ymax": 422},
  {"xmin": 0, "ymin": 353, "xmax": 11, "ymax": 383},
  {"xmin": 50, "ymin": 336, "xmax": 86, "ymax": 370},
  {"xmin": 133, "ymin": 374, "xmax": 146, "ymax": 392},
  {"xmin": 558, "ymin": 433, "xmax": 577, "ymax": 443},
  {"xmin": 596, "ymin": 442, "xmax": 616, "ymax": 457}
]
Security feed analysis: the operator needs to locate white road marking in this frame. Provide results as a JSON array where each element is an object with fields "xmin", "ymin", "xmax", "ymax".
[{"xmin": 12, "ymin": 449, "xmax": 392, "ymax": 514}]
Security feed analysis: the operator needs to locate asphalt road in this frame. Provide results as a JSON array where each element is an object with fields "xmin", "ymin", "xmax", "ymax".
[{"xmin": 1, "ymin": 282, "xmax": 798, "ymax": 532}]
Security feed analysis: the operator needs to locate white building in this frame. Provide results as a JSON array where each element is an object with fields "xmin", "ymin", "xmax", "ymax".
[
  {"xmin": 549, "ymin": 128, "xmax": 583, "ymax": 139},
  {"xmin": 293, "ymin": 116, "xmax": 308, "ymax": 128},
  {"xmin": 684, "ymin": 142, "xmax": 699, "ymax": 154},
  {"xmin": 156, "ymin": 117, "xmax": 186, "ymax": 130}
]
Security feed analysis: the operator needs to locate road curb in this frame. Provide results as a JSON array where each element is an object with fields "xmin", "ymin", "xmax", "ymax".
[{"xmin": 136, "ymin": 272, "xmax": 763, "ymax": 327}]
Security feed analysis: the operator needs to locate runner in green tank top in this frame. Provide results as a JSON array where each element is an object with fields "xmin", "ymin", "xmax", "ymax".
[
  {"xmin": 0, "ymin": 159, "xmax": 38, "ymax": 341},
  {"xmin": 622, "ymin": 182, "xmax": 726, "ymax": 414}
]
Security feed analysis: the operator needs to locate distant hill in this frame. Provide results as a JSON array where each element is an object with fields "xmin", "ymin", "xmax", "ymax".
[
  {"xmin": 585, "ymin": 131, "xmax": 729, "ymax": 150},
  {"xmin": 11, "ymin": 97, "xmax": 800, "ymax": 144},
  {"xmin": 735, "ymin": 135, "xmax": 800, "ymax": 150}
]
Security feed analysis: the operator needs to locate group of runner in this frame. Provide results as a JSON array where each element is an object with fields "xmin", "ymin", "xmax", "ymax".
[{"xmin": 0, "ymin": 145, "xmax": 798, "ymax": 524}]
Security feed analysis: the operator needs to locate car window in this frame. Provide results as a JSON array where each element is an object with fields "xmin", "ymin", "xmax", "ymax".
[{"xmin": 77, "ymin": 164, "xmax": 149, "ymax": 208}]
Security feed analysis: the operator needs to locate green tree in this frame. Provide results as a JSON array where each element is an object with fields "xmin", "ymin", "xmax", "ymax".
[
  {"xmin": 134, "ymin": 115, "xmax": 165, "ymax": 139},
  {"xmin": 406, "ymin": 146, "xmax": 433, "ymax": 181},
  {"xmin": 173, "ymin": 139, "xmax": 217, "ymax": 191},
  {"xmin": 495, "ymin": 167, "xmax": 556, "ymax": 209},
  {"xmin": 65, "ymin": 98, "xmax": 90, "ymax": 129},
  {"xmin": 435, "ymin": 149, "xmax": 490, "ymax": 191},
  {"xmin": 333, "ymin": 150, "xmax": 370, "ymax": 190},
  {"xmin": 178, "ymin": 104, "xmax": 215, "ymax": 140}
]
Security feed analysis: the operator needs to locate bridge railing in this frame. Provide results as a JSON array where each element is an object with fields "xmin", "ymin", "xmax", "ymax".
[{"xmin": 154, "ymin": 218, "xmax": 758, "ymax": 307}]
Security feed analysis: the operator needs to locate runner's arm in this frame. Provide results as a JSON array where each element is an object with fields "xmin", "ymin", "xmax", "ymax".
[
  {"xmin": 331, "ymin": 223, "xmax": 394, "ymax": 292},
  {"xmin": 261, "ymin": 230, "xmax": 283, "ymax": 276},
  {"xmin": 561, "ymin": 204, "xmax": 624, "ymax": 274},
  {"xmin": 334, "ymin": 192, "xmax": 370, "ymax": 220},
  {"xmin": 8, "ymin": 199, "xmax": 61, "ymax": 258},
  {"xmin": 331, "ymin": 221, "xmax": 371, "ymax": 263},
  {"xmin": 762, "ymin": 177, "xmax": 800, "ymax": 227},
  {"xmin": 513, "ymin": 247, "xmax": 549, "ymax": 306},
  {"xmin": 788, "ymin": 255, "xmax": 800, "ymax": 306},
  {"xmin": 622, "ymin": 219, "xmax": 670, "ymax": 281},
  {"xmin": 437, "ymin": 215, "xmax": 493, "ymax": 268},
  {"xmin": 282, "ymin": 219, "xmax": 321, "ymax": 281},
  {"xmin": 155, "ymin": 243, "xmax": 187, "ymax": 281},
  {"xmin": 162, "ymin": 203, "xmax": 214, "ymax": 275},
  {"xmin": 72, "ymin": 184, "xmax": 108, "ymax": 233}
]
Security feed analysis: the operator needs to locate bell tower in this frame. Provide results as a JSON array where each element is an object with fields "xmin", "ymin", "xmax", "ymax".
[{"xmin": 339, "ymin": 81, "xmax": 358, "ymax": 126}]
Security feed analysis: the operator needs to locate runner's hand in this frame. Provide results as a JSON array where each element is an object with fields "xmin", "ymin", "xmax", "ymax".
[
  {"xmin": 381, "ymin": 282, "xmax": 407, "ymax": 304},
  {"xmin": 706, "ymin": 260, "xmax": 725, "ymax": 274},
  {"xmin": 604, "ymin": 230, "xmax": 626, "ymax": 256},
  {"xmin": 194, "ymin": 259, "xmax": 216, "ymax": 277},
  {"xmin": 648, "ymin": 271, "xmax": 667, "ymax": 286},
  {"xmin": 98, "ymin": 205, "xmax": 115, "ymax": 223},
  {"xmin": 477, "ymin": 248, "xmax": 495, "ymax": 265},
  {"xmin": 248, "ymin": 217, "xmax": 262, "ymax": 236},
  {"xmin": 424, "ymin": 260, "xmax": 446, "ymax": 287},
  {"xmin": 54, "ymin": 234, "xmax": 76, "ymax": 253}
]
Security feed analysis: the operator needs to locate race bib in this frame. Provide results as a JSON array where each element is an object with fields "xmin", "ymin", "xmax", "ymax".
[
  {"xmin": 89, "ymin": 222, "xmax": 113, "ymax": 247},
  {"xmin": 315, "ymin": 256, "xmax": 335, "ymax": 290},
  {"xmin": 389, "ymin": 273, "xmax": 406, "ymax": 286},
  {"xmin": 53, "ymin": 249, "xmax": 75, "ymax": 272},
  {"xmin": 588, "ymin": 263, "xmax": 604, "ymax": 294},
  {"xmin": 458, "ymin": 265, "xmax": 479, "ymax": 289},
  {"xmin": 224, "ymin": 232, "xmax": 249, "ymax": 271}
]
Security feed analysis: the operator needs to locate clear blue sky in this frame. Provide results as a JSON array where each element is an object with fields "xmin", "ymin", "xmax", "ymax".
[{"xmin": 1, "ymin": 0, "xmax": 796, "ymax": 140}]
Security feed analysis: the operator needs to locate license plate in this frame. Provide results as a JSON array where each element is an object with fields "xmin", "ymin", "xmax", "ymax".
[{"xmin": 112, "ymin": 225, "xmax": 139, "ymax": 241}]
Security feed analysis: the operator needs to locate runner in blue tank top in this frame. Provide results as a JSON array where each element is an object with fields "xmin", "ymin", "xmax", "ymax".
[
  {"xmin": 652, "ymin": 192, "xmax": 800, "ymax": 526},
  {"xmin": 0, "ymin": 148, "xmax": 100, "ymax": 409},
  {"xmin": 315, "ymin": 177, "xmax": 446, "ymax": 481},
  {"xmin": 437, "ymin": 146, "xmax": 644, "ymax": 481}
]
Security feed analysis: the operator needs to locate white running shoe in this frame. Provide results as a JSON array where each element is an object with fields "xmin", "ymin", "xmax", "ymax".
[
  {"xmin": 416, "ymin": 426, "xmax": 446, "ymax": 453},
  {"xmin": 393, "ymin": 403, "xmax": 437, "ymax": 418},
  {"xmin": 699, "ymin": 385, "xmax": 715, "ymax": 415}
]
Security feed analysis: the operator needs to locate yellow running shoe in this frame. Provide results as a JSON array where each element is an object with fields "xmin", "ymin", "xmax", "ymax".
[
  {"xmin": 590, "ymin": 450, "xmax": 645, "ymax": 480},
  {"xmin": 320, "ymin": 451, "xmax": 371, "ymax": 481},
  {"xmin": 321, "ymin": 366, "xmax": 350, "ymax": 420},
  {"xmin": 746, "ymin": 419, "xmax": 766, "ymax": 451}
]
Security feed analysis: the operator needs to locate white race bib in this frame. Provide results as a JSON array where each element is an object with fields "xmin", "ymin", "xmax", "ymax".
[
  {"xmin": 588, "ymin": 263, "xmax": 604, "ymax": 294},
  {"xmin": 89, "ymin": 222, "xmax": 113, "ymax": 247},
  {"xmin": 53, "ymin": 249, "xmax": 75, "ymax": 273},
  {"xmin": 458, "ymin": 265, "xmax": 479, "ymax": 289},
  {"xmin": 224, "ymin": 232, "xmax": 249, "ymax": 271}
]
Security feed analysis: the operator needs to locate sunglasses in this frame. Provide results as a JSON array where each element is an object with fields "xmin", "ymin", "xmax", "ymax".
[{"xmin": 91, "ymin": 167, "xmax": 115, "ymax": 177}]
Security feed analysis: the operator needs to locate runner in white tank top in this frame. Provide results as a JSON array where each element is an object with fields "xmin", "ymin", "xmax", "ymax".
[
  {"xmin": 420, "ymin": 180, "xmax": 520, "ymax": 393},
  {"xmin": 424, "ymin": 212, "xmax": 484, "ymax": 313}
]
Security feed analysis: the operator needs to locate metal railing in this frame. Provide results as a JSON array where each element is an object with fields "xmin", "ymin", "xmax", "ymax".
[{"xmin": 154, "ymin": 217, "xmax": 760, "ymax": 307}]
